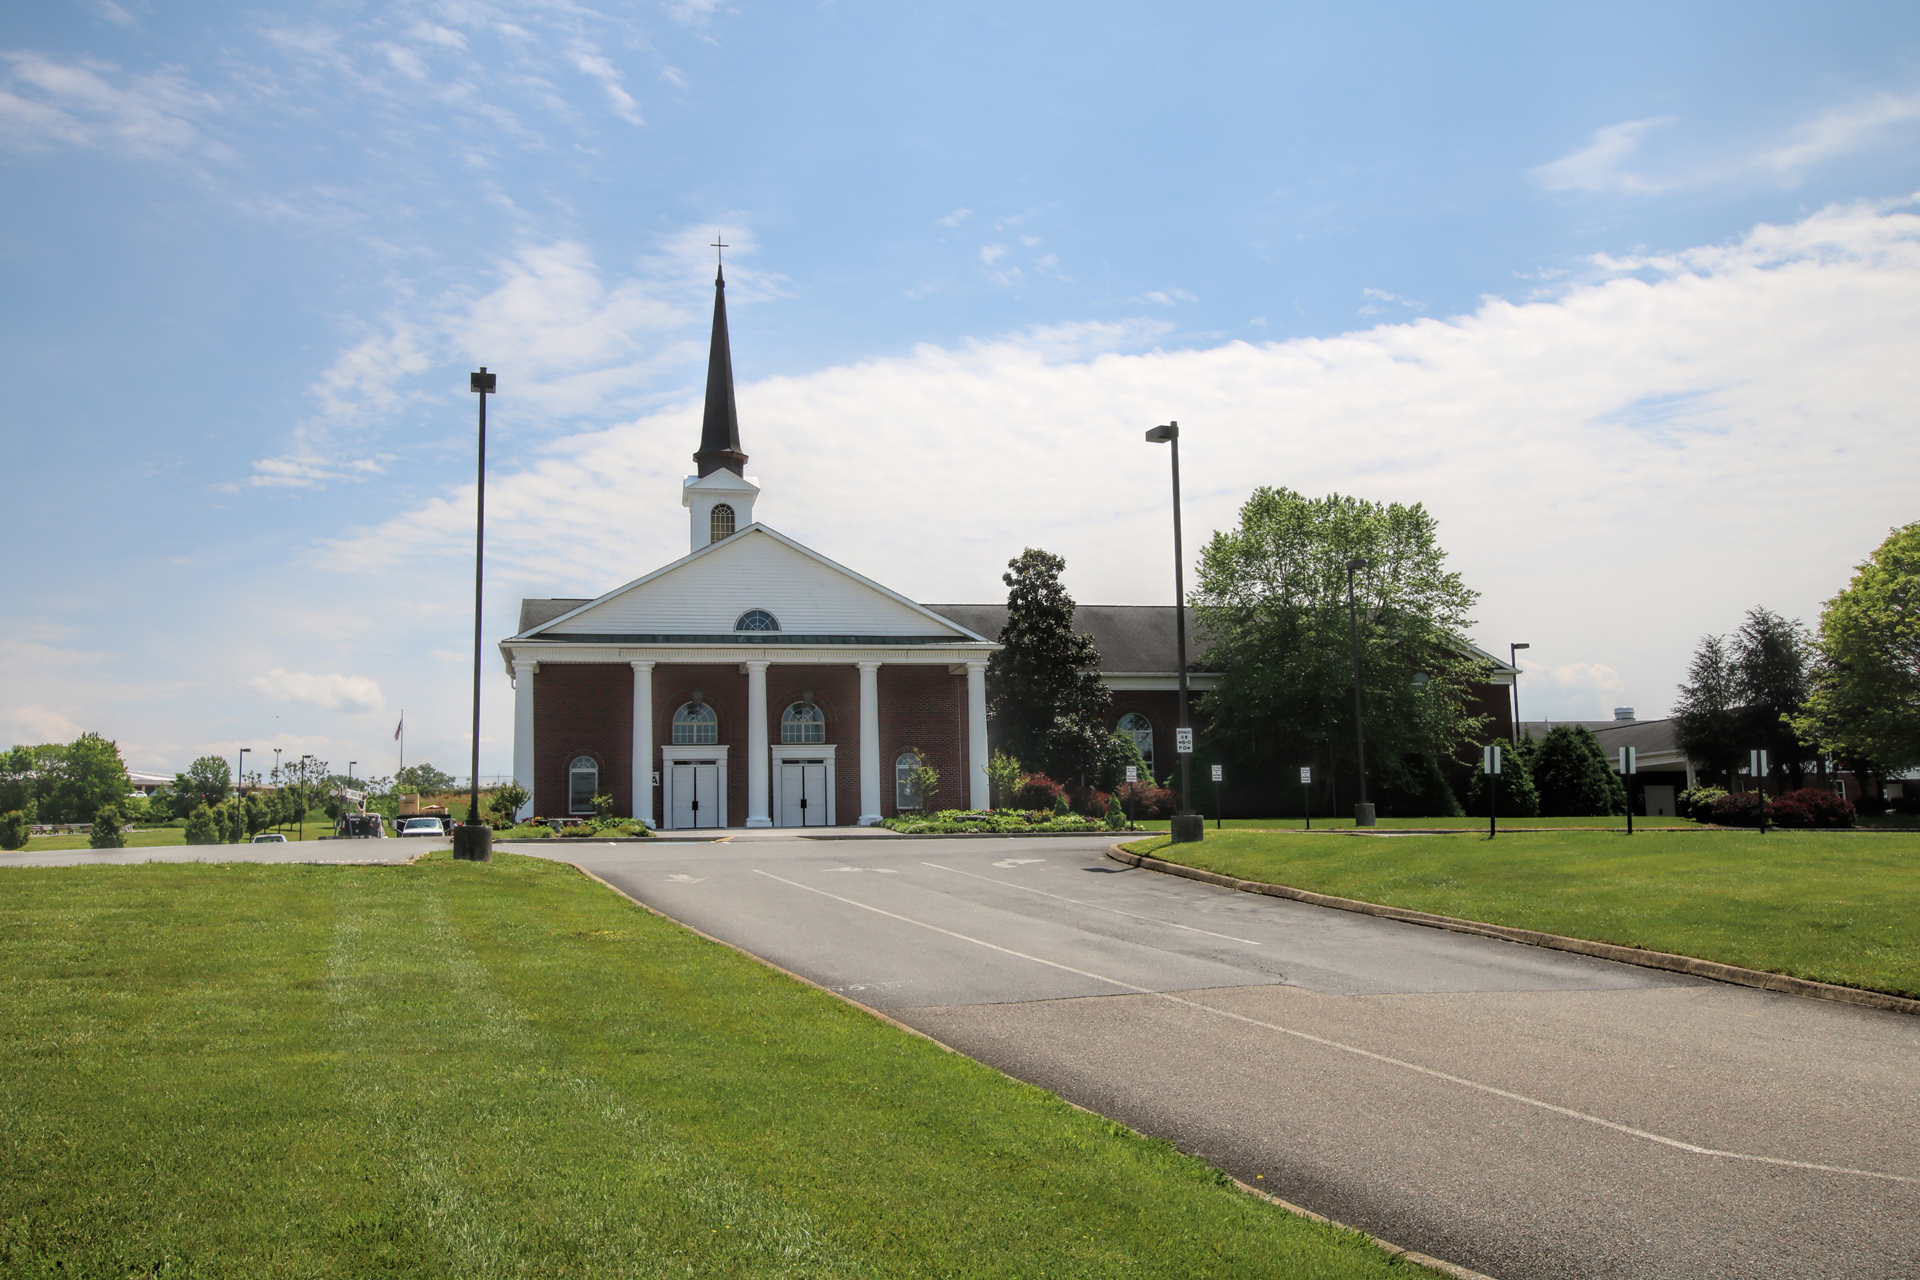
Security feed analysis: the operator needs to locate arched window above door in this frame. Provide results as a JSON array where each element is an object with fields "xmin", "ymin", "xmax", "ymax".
[
  {"xmin": 568, "ymin": 755, "xmax": 599, "ymax": 815},
  {"xmin": 781, "ymin": 702, "xmax": 826, "ymax": 744},
  {"xmin": 1117, "ymin": 712, "xmax": 1155, "ymax": 775},
  {"xmin": 672, "ymin": 702, "xmax": 718, "ymax": 745}
]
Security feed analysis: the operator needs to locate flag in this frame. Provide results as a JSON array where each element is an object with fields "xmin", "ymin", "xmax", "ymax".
[{"xmin": 394, "ymin": 713, "xmax": 404, "ymax": 741}]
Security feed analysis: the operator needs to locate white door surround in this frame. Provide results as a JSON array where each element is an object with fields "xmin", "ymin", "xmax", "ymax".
[
  {"xmin": 661, "ymin": 744, "xmax": 729, "ymax": 830},
  {"xmin": 771, "ymin": 743, "xmax": 837, "ymax": 827}
]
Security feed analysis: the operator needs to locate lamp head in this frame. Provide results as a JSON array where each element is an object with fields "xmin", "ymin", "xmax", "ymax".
[
  {"xmin": 1143, "ymin": 423, "xmax": 1178, "ymax": 444},
  {"xmin": 470, "ymin": 368, "xmax": 496, "ymax": 394},
  {"xmin": 1512, "ymin": 642, "xmax": 1530, "ymax": 650},
  {"xmin": 1346, "ymin": 557, "xmax": 1370, "ymax": 571}
]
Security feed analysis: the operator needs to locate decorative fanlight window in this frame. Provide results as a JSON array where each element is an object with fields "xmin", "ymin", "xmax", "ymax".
[
  {"xmin": 568, "ymin": 755, "xmax": 599, "ymax": 814},
  {"xmin": 672, "ymin": 702, "xmax": 718, "ymax": 745},
  {"xmin": 734, "ymin": 609, "xmax": 780, "ymax": 633},
  {"xmin": 710, "ymin": 503, "xmax": 736, "ymax": 542},
  {"xmin": 781, "ymin": 702, "xmax": 826, "ymax": 745},
  {"xmin": 1116, "ymin": 712, "xmax": 1155, "ymax": 774}
]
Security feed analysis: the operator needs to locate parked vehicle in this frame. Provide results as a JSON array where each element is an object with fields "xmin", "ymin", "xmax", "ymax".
[
  {"xmin": 398, "ymin": 817, "xmax": 445, "ymax": 838},
  {"xmin": 336, "ymin": 813, "xmax": 387, "ymax": 839},
  {"xmin": 250, "ymin": 832, "xmax": 288, "ymax": 844}
]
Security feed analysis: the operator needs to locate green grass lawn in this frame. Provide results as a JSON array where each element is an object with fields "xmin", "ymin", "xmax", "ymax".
[
  {"xmin": 1124, "ymin": 828, "xmax": 1920, "ymax": 999},
  {"xmin": 1131, "ymin": 814, "xmax": 1697, "ymax": 831},
  {"xmin": 0, "ymin": 852, "xmax": 1418, "ymax": 1278}
]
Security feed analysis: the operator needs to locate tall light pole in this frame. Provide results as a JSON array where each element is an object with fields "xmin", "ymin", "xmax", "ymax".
[
  {"xmin": 456, "ymin": 368, "xmax": 496, "ymax": 862},
  {"xmin": 235, "ymin": 747, "xmax": 251, "ymax": 843},
  {"xmin": 1345, "ymin": 557, "xmax": 1374, "ymax": 827},
  {"xmin": 1144, "ymin": 421, "xmax": 1202, "ymax": 844},
  {"xmin": 273, "ymin": 746, "xmax": 282, "ymax": 785},
  {"xmin": 300, "ymin": 755, "xmax": 313, "ymax": 843},
  {"xmin": 1509, "ymin": 642, "xmax": 1530, "ymax": 746}
]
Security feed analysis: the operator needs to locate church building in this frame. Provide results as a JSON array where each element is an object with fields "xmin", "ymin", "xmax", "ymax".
[{"xmin": 501, "ymin": 263, "xmax": 1516, "ymax": 828}]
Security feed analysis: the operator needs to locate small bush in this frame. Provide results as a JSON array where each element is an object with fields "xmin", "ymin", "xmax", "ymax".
[
  {"xmin": 1768, "ymin": 788, "xmax": 1856, "ymax": 828},
  {"xmin": 184, "ymin": 805, "xmax": 220, "ymax": 845},
  {"xmin": 489, "ymin": 784, "xmax": 531, "ymax": 824},
  {"xmin": 88, "ymin": 804, "xmax": 126, "ymax": 849},
  {"xmin": 1103, "ymin": 795, "xmax": 1126, "ymax": 829},
  {"xmin": 1678, "ymin": 786, "xmax": 1727, "ymax": 823},
  {"xmin": 1708, "ymin": 791, "xmax": 1767, "ymax": 827},
  {"xmin": 1010, "ymin": 774, "xmax": 1065, "ymax": 811},
  {"xmin": 0, "ymin": 811, "xmax": 27, "ymax": 851},
  {"xmin": 1114, "ymin": 780, "xmax": 1177, "ymax": 819}
]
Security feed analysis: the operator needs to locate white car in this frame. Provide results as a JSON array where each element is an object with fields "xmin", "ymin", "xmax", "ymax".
[
  {"xmin": 398, "ymin": 817, "xmax": 446, "ymax": 837},
  {"xmin": 250, "ymin": 832, "xmax": 288, "ymax": 844}
]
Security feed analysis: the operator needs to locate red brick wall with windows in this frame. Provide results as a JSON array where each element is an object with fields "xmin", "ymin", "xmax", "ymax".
[
  {"xmin": 533, "ymin": 663, "xmax": 632, "ymax": 819},
  {"xmin": 766, "ymin": 664, "xmax": 862, "ymax": 824},
  {"xmin": 652, "ymin": 664, "xmax": 748, "ymax": 828},
  {"xmin": 880, "ymin": 665, "xmax": 965, "ymax": 817}
]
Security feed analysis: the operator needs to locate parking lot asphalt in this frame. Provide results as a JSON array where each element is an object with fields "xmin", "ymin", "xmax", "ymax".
[{"xmin": 541, "ymin": 832, "xmax": 1920, "ymax": 1280}]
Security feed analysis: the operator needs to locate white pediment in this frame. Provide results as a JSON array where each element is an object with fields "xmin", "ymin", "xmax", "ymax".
[{"xmin": 525, "ymin": 525, "xmax": 985, "ymax": 640}]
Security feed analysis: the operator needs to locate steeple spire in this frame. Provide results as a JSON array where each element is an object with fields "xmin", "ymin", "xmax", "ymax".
[{"xmin": 694, "ymin": 241, "xmax": 747, "ymax": 477}]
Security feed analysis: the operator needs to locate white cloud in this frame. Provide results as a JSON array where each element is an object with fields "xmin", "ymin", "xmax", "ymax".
[
  {"xmin": 1535, "ymin": 90, "xmax": 1920, "ymax": 195},
  {"xmin": 978, "ymin": 243, "xmax": 1009, "ymax": 265},
  {"xmin": 0, "ymin": 52, "xmax": 224, "ymax": 160},
  {"xmin": 322, "ymin": 197, "xmax": 1920, "ymax": 724},
  {"xmin": 936, "ymin": 207, "xmax": 972, "ymax": 227},
  {"xmin": 1515, "ymin": 660, "xmax": 1629, "ymax": 723},
  {"xmin": 248, "ymin": 668, "xmax": 386, "ymax": 712}
]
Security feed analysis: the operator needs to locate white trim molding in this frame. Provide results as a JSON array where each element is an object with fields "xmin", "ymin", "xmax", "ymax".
[
  {"xmin": 770, "ymin": 743, "xmax": 837, "ymax": 827},
  {"xmin": 661, "ymin": 744, "xmax": 729, "ymax": 830}
]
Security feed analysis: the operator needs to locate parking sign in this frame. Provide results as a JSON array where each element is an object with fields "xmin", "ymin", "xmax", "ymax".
[
  {"xmin": 1210, "ymin": 764, "xmax": 1223, "ymax": 782},
  {"xmin": 1125, "ymin": 765, "xmax": 1138, "ymax": 784},
  {"xmin": 1175, "ymin": 727, "xmax": 1194, "ymax": 754},
  {"xmin": 1299, "ymin": 766, "xmax": 1312, "ymax": 785}
]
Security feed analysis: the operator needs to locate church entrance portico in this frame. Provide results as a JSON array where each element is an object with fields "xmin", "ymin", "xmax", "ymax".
[
  {"xmin": 661, "ymin": 744, "xmax": 729, "ymax": 829},
  {"xmin": 771, "ymin": 744, "xmax": 836, "ymax": 826}
]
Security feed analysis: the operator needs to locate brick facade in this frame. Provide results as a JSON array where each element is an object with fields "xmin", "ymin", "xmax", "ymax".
[
  {"xmin": 878, "ymin": 665, "xmax": 966, "ymax": 818},
  {"xmin": 532, "ymin": 663, "xmax": 633, "ymax": 820}
]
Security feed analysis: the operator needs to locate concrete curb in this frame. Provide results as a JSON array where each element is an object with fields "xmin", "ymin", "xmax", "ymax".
[
  {"xmin": 1107, "ymin": 843, "xmax": 1920, "ymax": 1018},
  {"xmin": 563, "ymin": 860, "xmax": 1489, "ymax": 1280}
]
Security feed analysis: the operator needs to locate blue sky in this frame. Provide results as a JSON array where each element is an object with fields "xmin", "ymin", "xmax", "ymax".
[{"xmin": 5, "ymin": 1, "xmax": 1920, "ymax": 780}]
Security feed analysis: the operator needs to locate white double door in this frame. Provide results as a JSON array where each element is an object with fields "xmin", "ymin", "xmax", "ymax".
[
  {"xmin": 778, "ymin": 762, "xmax": 829, "ymax": 827},
  {"xmin": 669, "ymin": 762, "xmax": 721, "ymax": 829}
]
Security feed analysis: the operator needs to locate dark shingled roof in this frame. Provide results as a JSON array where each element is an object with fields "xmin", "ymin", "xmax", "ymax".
[
  {"xmin": 518, "ymin": 598, "xmax": 591, "ymax": 635},
  {"xmin": 1520, "ymin": 718, "xmax": 1680, "ymax": 755},
  {"xmin": 923, "ymin": 604, "xmax": 1211, "ymax": 672}
]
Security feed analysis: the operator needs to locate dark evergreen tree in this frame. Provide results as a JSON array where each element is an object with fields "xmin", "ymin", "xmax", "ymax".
[
  {"xmin": 1530, "ymin": 725, "xmax": 1625, "ymax": 816},
  {"xmin": 88, "ymin": 803, "xmax": 125, "ymax": 849},
  {"xmin": 985, "ymin": 549, "xmax": 1114, "ymax": 784},
  {"xmin": 1673, "ymin": 633, "xmax": 1742, "ymax": 787},
  {"xmin": 1732, "ymin": 607, "xmax": 1812, "ymax": 789},
  {"xmin": 1467, "ymin": 743, "xmax": 1541, "ymax": 817},
  {"xmin": 1378, "ymin": 752, "xmax": 1465, "ymax": 817},
  {"xmin": 0, "ymin": 809, "xmax": 27, "ymax": 851}
]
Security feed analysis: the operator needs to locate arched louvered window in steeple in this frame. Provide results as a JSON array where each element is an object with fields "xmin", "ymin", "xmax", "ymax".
[{"xmin": 710, "ymin": 503, "xmax": 736, "ymax": 542}]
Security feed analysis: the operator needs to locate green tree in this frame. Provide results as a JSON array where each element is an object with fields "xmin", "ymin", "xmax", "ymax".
[
  {"xmin": 88, "ymin": 803, "xmax": 126, "ymax": 849},
  {"xmin": 0, "ymin": 810, "xmax": 27, "ymax": 851},
  {"xmin": 1192, "ymin": 487, "xmax": 1487, "ymax": 802},
  {"xmin": 488, "ymin": 783, "xmax": 531, "ymax": 825},
  {"xmin": 243, "ymin": 791, "xmax": 273, "ymax": 836},
  {"xmin": 1466, "ymin": 745, "xmax": 1541, "ymax": 817},
  {"xmin": 1733, "ymin": 607, "xmax": 1812, "ymax": 789},
  {"xmin": 1378, "ymin": 753, "xmax": 1464, "ymax": 817},
  {"xmin": 985, "ymin": 549, "xmax": 1115, "ymax": 785},
  {"xmin": 1673, "ymin": 634, "xmax": 1742, "ymax": 787},
  {"xmin": 184, "ymin": 804, "xmax": 220, "ymax": 845},
  {"xmin": 1529, "ymin": 725, "xmax": 1625, "ymax": 816},
  {"xmin": 984, "ymin": 751, "xmax": 1023, "ymax": 810},
  {"xmin": 393, "ymin": 763, "xmax": 457, "ymax": 795},
  {"xmin": 1791, "ymin": 522, "xmax": 1920, "ymax": 780},
  {"xmin": 175, "ymin": 756, "xmax": 233, "ymax": 811}
]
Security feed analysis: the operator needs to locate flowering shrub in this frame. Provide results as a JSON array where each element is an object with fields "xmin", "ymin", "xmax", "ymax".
[
  {"xmin": 1010, "ymin": 775, "xmax": 1066, "ymax": 811},
  {"xmin": 1708, "ymin": 791, "xmax": 1767, "ymax": 827},
  {"xmin": 1115, "ymin": 780, "xmax": 1177, "ymax": 819},
  {"xmin": 1767, "ymin": 788, "xmax": 1856, "ymax": 828},
  {"xmin": 881, "ymin": 808, "xmax": 1125, "ymax": 834}
]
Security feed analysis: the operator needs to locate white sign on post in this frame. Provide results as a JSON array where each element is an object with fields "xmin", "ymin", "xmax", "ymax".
[
  {"xmin": 1299, "ymin": 767, "xmax": 1312, "ymax": 785},
  {"xmin": 1616, "ymin": 747, "xmax": 1637, "ymax": 775},
  {"xmin": 1210, "ymin": 764, "xmax": 1223, "ymax": 782},
  {"xmin": 1483, "ymin": 744, "xmax": 1503, "ymax": 776},
  {"xmin": 1124, "ymin": 765, "xmax": 1138, "ymax": 784},
  {"xmin": 1750, "ymin": 748, "xmax": 1768, "ymax": 778},
  {"xmin": 1175, "ymin": 727, "xmax": 1194, "ymax": 754}
]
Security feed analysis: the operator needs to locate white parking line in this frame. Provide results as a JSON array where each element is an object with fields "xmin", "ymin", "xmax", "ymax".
[
  {"xmin": 921, "ymin": 861, "xmax": 1261, "ymax": 945},
  {"xmin": 752, "ymin": 868, "xmax": 1917, "ymax": 1187}
]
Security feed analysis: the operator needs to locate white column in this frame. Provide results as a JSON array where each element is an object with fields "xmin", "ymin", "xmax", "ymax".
[
  {"xmin": 857, "ymin": 660, "xmax": 883, "ymax": 825},
  {"xmin": 745, "ymin": 660, "xmax": 771, "ymax": 827},
  {"xmin": 512, "ymin": 658, "xmax": 538, "ymax": 820},
  {"xmin": 966, "ymin": 660, "xmax": 990, "ymax": 811},
  {"xmin": 630, "ymin": 661, "xmax": 655, "ymax": 828}
]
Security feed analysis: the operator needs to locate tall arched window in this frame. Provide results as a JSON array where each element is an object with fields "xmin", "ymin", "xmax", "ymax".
[
  {"xmin": 710, "ymin": 503, "xmax": 735, "ymax": 541},
  {"xmin": 672, "ymin": 702, "xmax": 718, "ymax": 745},
  {"xmin": 1117, "ymin": 712, "xmax": 1155, "ymax": 776},
  {"xmin": 781, "ymin": 701, "xmax": 825, "ymax": 744},
  {"xmin": 895, "ymin": 752, "xmax": 923, "ymax": 810},
  {"xmin": 735, "ymin": 608, "xmax": 779, "ymax": 632},
  {"xmin": 568, "ymin": 755, "xmax": 599, "ymax": 814}
]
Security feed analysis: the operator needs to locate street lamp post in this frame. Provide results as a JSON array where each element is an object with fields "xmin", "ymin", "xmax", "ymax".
[
  {"xmin": 236, "ymin": 747, "xmax": 251, "ymax": 842},
  {"xmin": 1345, "ymin": 557, "xmax": 1375, "ymax": 827},
  {"xmin": 455, "ymin": 368, "xmax": 496, "ymax": 862},
  {"xmin": 299, "ymin": 755, "xmax": 313, "ymax": 843},
  {"xmin": 1144, "ymin": 421, "xmax": 1203, "ymax": 844},
  {"xmin": 1509, "ymin": 643, "xmax": 1530, "ymax": 746}
]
